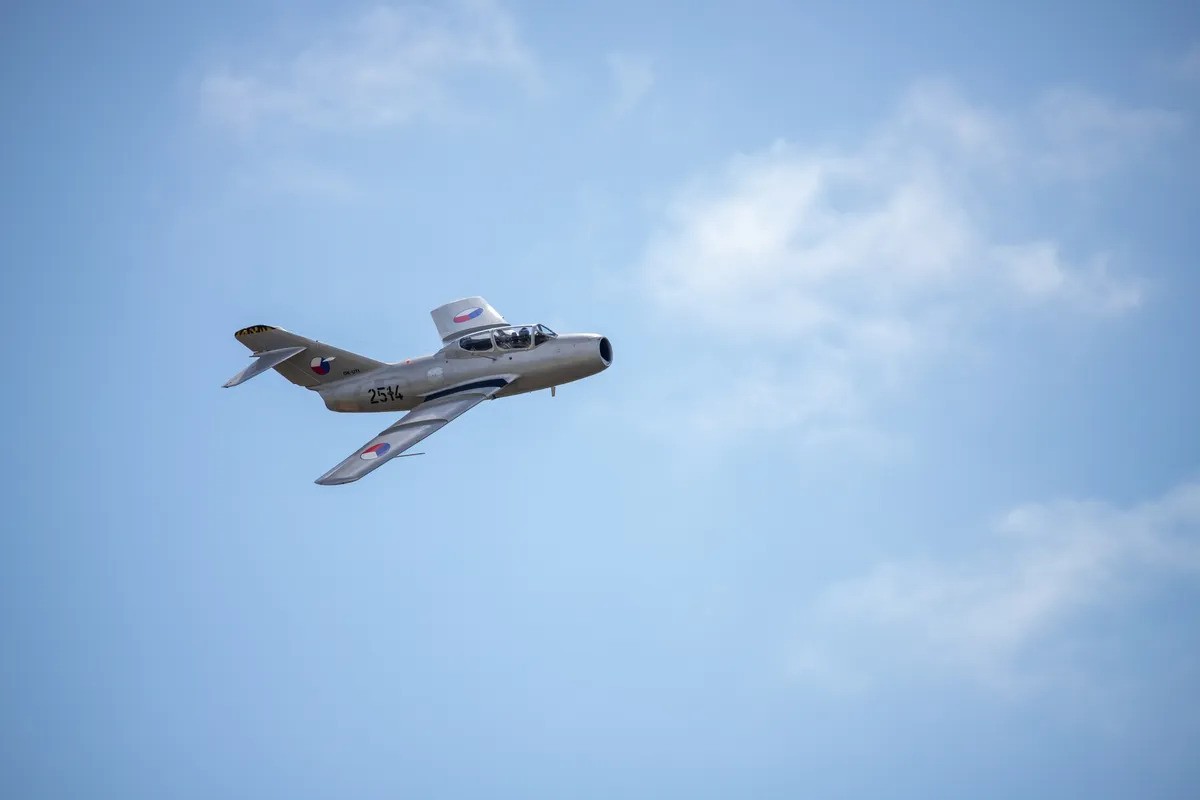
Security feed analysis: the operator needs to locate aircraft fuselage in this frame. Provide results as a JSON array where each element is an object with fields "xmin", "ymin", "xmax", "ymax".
[{"xmin": 318, "ymin": 332, "xmax": 612, "ymax": 413}]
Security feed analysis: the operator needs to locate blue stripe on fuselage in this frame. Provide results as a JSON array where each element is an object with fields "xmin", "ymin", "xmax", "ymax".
[{"xmin": 422, "ymin": 378, "xmax": 509, "ymax": 403}]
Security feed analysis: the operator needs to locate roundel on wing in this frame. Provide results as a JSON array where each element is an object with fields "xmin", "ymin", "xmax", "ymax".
[
  {"xmin": 310, "ymin": 356, "xmax": 333, "ymax": 375},
  {"xmin": 453, "ymin": 307, "xmax": 484, "ymax": 324},
  {"xmin": 360, "ymin": 442, "xmax": 391, "ymax": 460}
]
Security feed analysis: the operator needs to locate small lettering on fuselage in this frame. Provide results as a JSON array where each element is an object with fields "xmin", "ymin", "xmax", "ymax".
[
  {"xmin": 342, "ymin": 368, "xmax": 361, "ymax": 376},
  {"xmin": 368, "ymin": 386, "xmax": 403, "ymax": 404}
]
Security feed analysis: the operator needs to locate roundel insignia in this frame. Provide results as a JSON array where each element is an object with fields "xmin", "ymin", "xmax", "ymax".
[
  {"xmin": 310, "ymin": 356, "xmax": 334, "ymax": 375},
  {"xmin": 360, "ymin": 443, "xmax": 391, "ymax": 460},
  {"xmin": 453, "ymin": 307, "xmax": 484, "ymax": 324}
]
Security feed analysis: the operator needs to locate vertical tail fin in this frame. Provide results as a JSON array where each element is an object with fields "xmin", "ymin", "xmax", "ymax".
[
  {"xmin": 225, "ymin": 325, "xmax": 385, "ymax": 388},
  {"xmin": 430, "ymin": 297, "xmax": 508, "ymax": 342}
]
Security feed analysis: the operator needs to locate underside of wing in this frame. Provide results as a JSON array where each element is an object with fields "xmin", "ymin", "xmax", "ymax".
[{"xmin": 314, "ymin": 378, "xmax": 514, "ymax": 485}]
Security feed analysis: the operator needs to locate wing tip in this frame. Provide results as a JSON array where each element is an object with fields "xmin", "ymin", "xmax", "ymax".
[{"xmin": 314, "ymin": 474, "xmax": 355, "ymax": 486}]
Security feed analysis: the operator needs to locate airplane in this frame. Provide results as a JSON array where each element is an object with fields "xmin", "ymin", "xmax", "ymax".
[{"xmin": 223, "ymin": 297, "xmax": 612, "ymax": 485}]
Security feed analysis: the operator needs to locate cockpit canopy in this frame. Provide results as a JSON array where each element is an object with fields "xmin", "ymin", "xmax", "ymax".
[{"xmin": 458, "ymin": 324, "xmax": 557, "ymax": 353}]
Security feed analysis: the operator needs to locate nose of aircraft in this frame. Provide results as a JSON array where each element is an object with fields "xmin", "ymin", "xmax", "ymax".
[
  {"xmin": 598, "ymin": 335, "xmax": 613, "ymax": 367},
  {"xmin": 561, "ymin": 333, "xmax": 612, "ymax": 374}
]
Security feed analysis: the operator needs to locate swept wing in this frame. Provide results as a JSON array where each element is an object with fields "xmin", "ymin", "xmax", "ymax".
[{"xmin": 314, "ymin": 378, "xmax": 514, "ymax": 485}]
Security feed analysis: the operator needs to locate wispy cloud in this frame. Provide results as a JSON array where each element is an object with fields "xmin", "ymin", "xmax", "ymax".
[
  {"xmin": 200, "ymin": 0, "xmax": 538, "ymax": 135},
  {"xmin": 790, "ymin": 480, "xmax": 1200, "ymax": 691},
  {"xmin": 633, "ymin": 80, "xmax": 1175, "ymax": 446},
  {"xmin": 1032, "ymin": 87, "xmax": 1184, "ymax": 178},
  {"xmin": 607, "ymin": 52, "xmax": 654, "ymax": 116},
  {"xmin": 993, "ymin": 242, "xmax": 1142, "ymax": 314}
]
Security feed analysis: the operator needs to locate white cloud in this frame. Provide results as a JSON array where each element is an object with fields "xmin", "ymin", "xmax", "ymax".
[
  {"xmin": 1032, "ymin": 87, "xmax": 1184, "ymax": 178},
  {"xmin": 200, "ymin": 0, "xmax": 538, "ymax": 134},
  {"xmin": 792, "ymin": 480, "xmax": 1200, "ymax": 691},
  {"xmin": 993, "ymin": 242, "xmax": 1143, "ymax": 313},
  {"xmin": 635, "ymin": 81, "xmax": 1169, "ymax": 445},
  {"xmin": 607, "ymin": 52, "xmax": 654, "ymax": 116},
  {"xmin": 888, "ymin": 79, "xmax": 1011, "ymax": 164}
]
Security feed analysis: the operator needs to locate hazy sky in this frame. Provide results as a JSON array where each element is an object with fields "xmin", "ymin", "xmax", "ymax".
[{"xmin": 3, "ymin": 1, "xmax": 1199, "ymax": 797}]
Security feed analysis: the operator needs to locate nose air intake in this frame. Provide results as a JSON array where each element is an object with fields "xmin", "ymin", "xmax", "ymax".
[{"xmin": 599, "ymin": 337, "xmax": 612, "ymax": 366}]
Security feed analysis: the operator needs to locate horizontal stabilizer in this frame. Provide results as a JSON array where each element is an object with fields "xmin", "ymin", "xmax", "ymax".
[
  {"xmin": 228, "ymin": 324, "xmax": 385, "ymax": 388},
  {"xmin": 222, "ymin": 346, "xmax": 306, "ymax": 388}
]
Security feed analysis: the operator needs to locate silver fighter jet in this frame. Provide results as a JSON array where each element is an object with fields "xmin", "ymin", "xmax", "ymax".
[{"xmin": 223, "ymin": 297, "xmax": 612, "ymax": 485}]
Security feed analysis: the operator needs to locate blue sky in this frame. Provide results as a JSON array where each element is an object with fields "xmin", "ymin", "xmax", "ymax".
[{"xmin": 3, "ymin": 1, "xmax": 1199, "ymax": 797}]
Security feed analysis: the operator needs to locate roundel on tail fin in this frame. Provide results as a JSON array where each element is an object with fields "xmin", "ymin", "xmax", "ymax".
[{"xmin": 453, "ymin": 307, "xmax": 484, "ymax": 324}]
